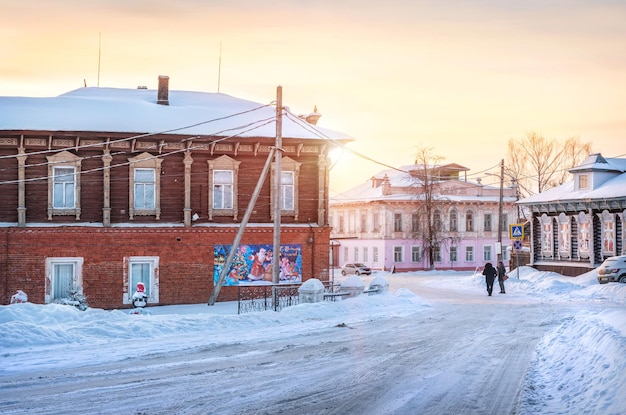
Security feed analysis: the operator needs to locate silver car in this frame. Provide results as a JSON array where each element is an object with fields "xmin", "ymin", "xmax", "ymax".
[
  {"xmin": 341, "ymin": 263, "xmax": 372, "ymax": 276},
  {"xmin": 597, "ymin": 255, "xmax": 626, "ymax": 284}
]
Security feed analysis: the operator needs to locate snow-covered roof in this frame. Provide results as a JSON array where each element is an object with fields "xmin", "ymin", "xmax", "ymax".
[
  {"xmin": 331, "ymin": 165, "xmax": 514, "ymax": 204},
  {"xmin": 518, "ymin": 156, "xmax": 626, "ymax": 205},
  {"xmin": 0, "ymin": 87, "xmax": 354, "ymax": 142}
]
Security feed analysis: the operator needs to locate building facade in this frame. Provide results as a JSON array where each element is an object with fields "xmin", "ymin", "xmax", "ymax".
[
  {"xmin": 517, "ymin": 153, "xmax": 626, "ymax": 276},
  {"xmin": 329, "ymin": 163, "xmax": 518, "ymax": 272},
  {"xmin": 0, "ymin": 79, "xmax": 352, "ymax": 308}
]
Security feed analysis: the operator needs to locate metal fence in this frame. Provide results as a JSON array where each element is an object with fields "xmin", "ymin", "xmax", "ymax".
[{"xmin": 237, "ymin": 282, "xmax": 344, "ymax": 314}]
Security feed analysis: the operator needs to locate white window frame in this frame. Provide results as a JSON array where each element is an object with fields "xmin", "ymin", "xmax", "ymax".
[
  {"xmin": 411, "ymin": 246, "xmax": 422, "ymax": 262},
  {"xmin": 450, "ymin": 246, "xmax": 458, "ymax": 262},
  {"xmin": 271, "ymin": 156, "xmax": 300, "ymax": 220},
  {"xmin": 208, "ymin": 155, "xmax": 241, "ymax": 220},
  {"xmin": 393, "ymin": 246, "xmax": 403, "ymax": 262},
  {"xmin": 46, "ymin": 151, "xmax": 82, "ymax": 220},
  {"xmin": 483, "ymin": 245, "xmax": 493, "ymax": 261},
  {"xmin": 124, "ymin": 256, "xmax": 159, "ymax": 305},
  {"xmin": 45, "ymin": 257, "xmax": 84, "ymax": 304},
  {"xmin": 373, "ymin": 246, "xmax": 379, "ymax": 262},
  {"xmin": 465, "ymin": 246, "xmax": 474, "ymax": 262},
  {"xmin": 128, "ymin": 152, "xmax": 162, "ymax": 220}
]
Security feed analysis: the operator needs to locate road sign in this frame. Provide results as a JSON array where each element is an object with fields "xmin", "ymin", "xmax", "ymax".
[
  {"xmin": 510, "ymin": 224, "xmax": 524, "ymax": 239},
  {"xmin": 513, "ymin": 240, "xmax": 522, "ymax": 250}
]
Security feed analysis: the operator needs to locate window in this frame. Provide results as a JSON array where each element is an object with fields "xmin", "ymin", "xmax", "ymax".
[
  {"xmin": 466, "ymin": 211, "xmax": 474, "ymax": 232},
  {"xmin": 129, "ymin": 152, "xmax": 162, "ymax": 220},
  {"xmin": 434, "ymin": 246, "xmax": 442, "ymax": 262},
  {"xmin": 361, "ymin": 213, "xmax": 367, "ymax": 232},
  {"xmin": 134, "ymin": 168, "xmax": 156, "ymax": 209},
  {"xmin": 271, "ymin": 157, "xmax": 301, "ymax": 220},
  {"xmin": 483, "ymin": 245, "xmax": 492, "ymax": 261},
  {"xmin": 353, "ymin": 247, "xmax": 359, "ymax": 262},
  {"xmin": 465, "ymin": 246, "xmax": 474, "ymax": 262},
  {"xmin": 46, "ymin": 150, "xmax": 82, "ymax": 220},
  {"xmin": 394, "ymin": 213, "xmax": 402, "ymax": 232},
  {"xmin": 373, "ymin": 213, "xmax": 379, "ymax": 232},
  {"xmin": 281, "ymin": 171, "xmax": 295, "ymax": 210},
  {"xmin": 45, "ymin": 257, "xmax": 83, "ymax": 304},
  {"xmin": 208, "ymin": 155, "xmax": 240, "ymax": 220},
  {"xmin": 363, "ymin": 247, "xmax": 368, "ymax": 262},
  {"xmin": 411, "ymin": 214, "xmax": 420, "ymax": 233},
  {"xmin": 411, "ymin": 246, "xmax": 422, "ymax": 262},
  {"xmin": 434, "ymin": 211, "xmax": 442, "ymax": 231},
  {"xmin": 344, "ymin": 247, "xmax": 349, "ymax": 262},
  {"xmin": 126, "ymin": 256, "xmax": 159, "ymax": 304},
  {"xmin": 373, "ymin": 246, "xmax": 379, "ymax": 262},
  {"xmin": 578, "ymin": 174, "xmax": 589, "ymax": 190},
  {"xmin": 449, "ymin": 209, "xmax": 458, "ymax": 231},
  {"xmin": 53, "ymin": 167, "xmax": 76, "ymax": 208},
  {"xmin": 393, "ymin": 246, "xmax": 403, "ymax": 262},
  {"xmin": 213, "ymin": 170, "xmax": 233, "ymax": 209},
  {"xmin": 502, "ymin": 214, "xmax": 509, "ymax": 231},
  {"xmin": 450, "ymin": 246, "xmax": 458, "ymax": 262},
  {"xmin": 484, "ymin": 213, "xmax": 492, "ymax": 232}
]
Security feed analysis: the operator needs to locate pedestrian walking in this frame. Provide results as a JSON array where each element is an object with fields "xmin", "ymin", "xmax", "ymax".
[
  {"xmin": 497, "ymin": 261, "xmax": 507, "ymax": 294},
  {"xmin": 482, "ymin": 262, "xmax": 497, "ymax": 296}
]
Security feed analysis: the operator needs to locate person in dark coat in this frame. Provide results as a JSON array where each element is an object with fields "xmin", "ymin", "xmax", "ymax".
[
  {"xmin": 496, "ymin": 261, "xmax": 507, "ymax": 294},
  {"xmin": 482, "ymin": 262, "xmax": 497, "ymax": 296}
]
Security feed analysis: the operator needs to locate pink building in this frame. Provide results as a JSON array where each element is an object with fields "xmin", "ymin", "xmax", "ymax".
[{"xmin": 330, "ymin": 163, "xmax": 518, "ymax": 272}]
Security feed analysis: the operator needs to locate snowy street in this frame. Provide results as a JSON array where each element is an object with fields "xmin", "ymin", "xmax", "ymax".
[{"xmin": 1, "ymin": 268, "xmax": 625, "ymax": 415}]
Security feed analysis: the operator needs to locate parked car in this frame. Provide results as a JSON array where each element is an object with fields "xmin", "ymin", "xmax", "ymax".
[
  {"xmin": 341, "ymin": 263, "xmax": 372, "ymax": 276},
  {"xmin": 597, "ymin": 255, "xmax": 626, "ymax": 284}
]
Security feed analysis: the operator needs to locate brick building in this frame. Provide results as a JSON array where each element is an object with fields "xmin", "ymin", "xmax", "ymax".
[{"xmin": 0, "ymin": 78, "xmax": 352, "ymax": 308}]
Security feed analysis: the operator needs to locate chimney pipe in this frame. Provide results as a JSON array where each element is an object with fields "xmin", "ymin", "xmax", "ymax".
[{"xmin": 157, "ymin": 75, "xmax": 169, "ymax": 105}]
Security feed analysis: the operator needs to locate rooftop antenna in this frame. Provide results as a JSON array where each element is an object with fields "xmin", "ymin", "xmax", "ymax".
[
  {"xmin": 97, "ymin": 32, "xmax": 102, "ymax": 87},
  {"xmin": 217, "ymin": 41, "xmax": 222, "ymax": 93}
]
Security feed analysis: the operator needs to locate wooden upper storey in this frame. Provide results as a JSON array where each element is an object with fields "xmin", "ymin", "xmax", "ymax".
[{"xmin": 0, "ymin": 132, "xmax": 332, "ymax": 227}]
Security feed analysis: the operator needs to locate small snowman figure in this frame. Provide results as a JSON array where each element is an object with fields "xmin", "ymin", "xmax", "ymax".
[{"xmin": 131, "ymin": 282, "xmax": 148, "ymax": 309}]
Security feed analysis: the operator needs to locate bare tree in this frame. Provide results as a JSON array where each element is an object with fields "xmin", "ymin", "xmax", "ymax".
[
  {"xmin": 506, "ymin": 133, "xmax": 592, "ymax": 197},
  {"xmin": 411, "ymin": 146, "xmax": 456, "ymax": 270}
]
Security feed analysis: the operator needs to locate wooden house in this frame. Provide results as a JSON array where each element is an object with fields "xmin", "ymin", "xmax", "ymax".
[
  {"xmin": 517, "ymin": 153, "xmax": 626, "ymax": 276},
  {"xmin": 0, "ymin": 77, "xmax": 352, "ymax": 308}
]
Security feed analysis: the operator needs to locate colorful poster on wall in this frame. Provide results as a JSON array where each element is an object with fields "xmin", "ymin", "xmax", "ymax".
[{"xmin": 213, "ymin": 243, "xmax": 302, "ymax": 286}]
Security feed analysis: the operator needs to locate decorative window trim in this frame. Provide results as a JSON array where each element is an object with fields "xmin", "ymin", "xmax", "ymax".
[
  {"xmin": 128, "ymin": 152, "xmax": 162, "ymax": 220},
  {"xmin": 208, "ymin": 155, "xmax": 240, "ymax": 220},
  {"xmin": 124, "ymin": 256, "xmax": 160, "ymax": 305},
  {"xmin": 46, "ymin": 151, "xmax": 81, "ymax": 220},
  {"xmin": 271, "ymin": 157, "xmax": 301, "ymax": 221},
  {"xmin": 45, "ymin": 257, "xmax": 84, "ymax": 304}
]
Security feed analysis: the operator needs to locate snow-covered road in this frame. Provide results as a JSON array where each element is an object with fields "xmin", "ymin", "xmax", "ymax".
[{"xmin": 1, "ymin": 270, "xmax": 624, "ymax": 414}]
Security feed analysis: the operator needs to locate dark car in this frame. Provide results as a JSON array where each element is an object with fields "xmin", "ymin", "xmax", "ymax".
[
  {"xmin": 341, "ymin": 263, "xmax": 372, "ymax": 276},
  {"xmin": 597, "ymin": 255, "xmax": 626, "ymax": 284}
]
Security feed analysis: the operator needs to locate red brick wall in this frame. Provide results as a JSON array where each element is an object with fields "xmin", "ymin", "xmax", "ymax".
[{"xmin": 0, "ymin": 226, "xmax": 331, "ymax": 309}]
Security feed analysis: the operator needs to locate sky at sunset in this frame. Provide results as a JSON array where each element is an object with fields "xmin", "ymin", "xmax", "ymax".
[{"xmin": 2, "ymin": 0, "xmax": 625, "ymax": 193}]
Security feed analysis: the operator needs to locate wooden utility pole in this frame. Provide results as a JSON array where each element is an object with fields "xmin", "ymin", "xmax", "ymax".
[
  {"xmin": 272, "ymin": 86, "xmax": 283, "ymax": 285},
  {"xmin": 208, "ymin": 147, "xmax": 276, "ymax": 305}
]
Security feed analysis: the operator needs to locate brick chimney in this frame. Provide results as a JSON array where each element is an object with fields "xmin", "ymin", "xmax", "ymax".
[{"xmin": 157, "ymin": 75, "xmax": 169, "ymax": 105}]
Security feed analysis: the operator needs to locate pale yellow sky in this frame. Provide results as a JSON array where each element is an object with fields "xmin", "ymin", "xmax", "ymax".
[{"xmin": 2, "ymin": 1, "xmax": 625, "ymax": 193}]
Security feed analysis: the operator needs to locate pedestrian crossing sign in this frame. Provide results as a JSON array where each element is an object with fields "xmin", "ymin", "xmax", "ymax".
[{"xmin": 510, "ymin": 224, "xmax": 524, "ymax": 239}]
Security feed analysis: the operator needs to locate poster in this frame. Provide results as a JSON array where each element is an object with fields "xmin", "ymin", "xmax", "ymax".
[{"xmin": 214, "ymin": 243, "xmax": 302, "ymax": 286}]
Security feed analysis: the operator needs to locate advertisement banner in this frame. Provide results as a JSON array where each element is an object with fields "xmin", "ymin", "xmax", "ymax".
[{"xmin": 214, "ymin": 243, "xmax": 302, "ymax": 286}]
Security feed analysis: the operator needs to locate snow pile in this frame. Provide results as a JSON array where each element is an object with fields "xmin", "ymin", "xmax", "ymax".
[
  {"xmin": 0, "ymin": 267, "xmax": 624, "ymax": 414},
  {"xmin": 521, "ymin": 309, "xmax": 626, "ymax": 414}
]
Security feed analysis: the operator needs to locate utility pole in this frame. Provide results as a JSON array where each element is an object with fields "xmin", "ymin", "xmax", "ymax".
[
  {"xmin": 272, "ymin": 86, "xmax": 283, "ymax": 288},
  {"xmin": 497, "ymin": 158, "xmax": 504, "ymax": 263}
]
